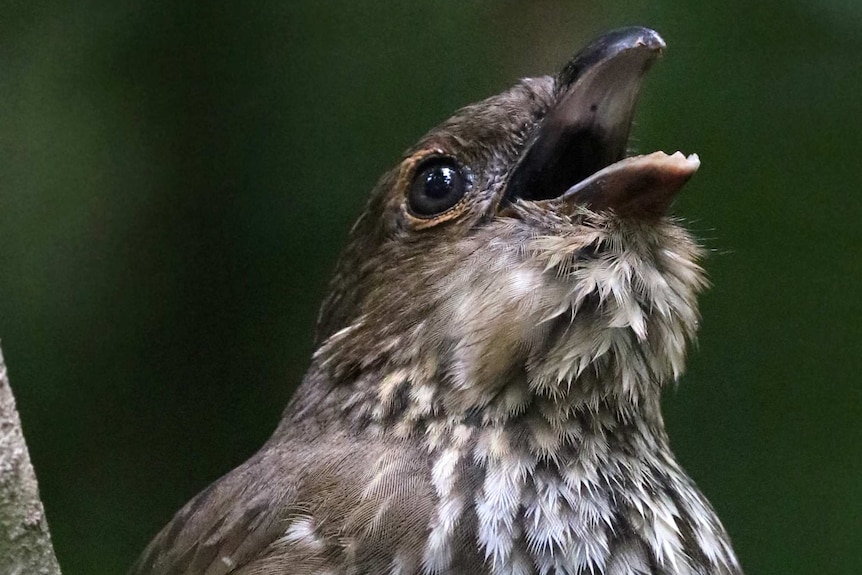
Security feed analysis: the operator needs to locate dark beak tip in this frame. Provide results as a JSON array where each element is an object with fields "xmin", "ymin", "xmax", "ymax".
[
  {"xmin": 629, "ymin": 27, "xmax": 666, "ymax": 51},
  {"xmin": 558, "ymin": 27, "xmax": 666, "ymax": 89},
  {"xmin": 592, "ymin": 26, "xmax": 665, "ymax": 55}
]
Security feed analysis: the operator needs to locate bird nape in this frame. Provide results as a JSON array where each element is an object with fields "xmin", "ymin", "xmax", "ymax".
[{"xmin": 131, "ymin": 27, "xmax": 742, "ymax": 575}]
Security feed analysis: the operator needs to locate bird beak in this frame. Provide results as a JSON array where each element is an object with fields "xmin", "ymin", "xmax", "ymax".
[{"xmin": 502, "ymin": 26, "xmax": 699, "ymax": 218}]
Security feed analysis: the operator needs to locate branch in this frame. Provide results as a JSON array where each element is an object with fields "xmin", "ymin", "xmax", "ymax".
[{"xmin": 0, "ymin": 344, "xmax": 62, "ymax": 574}]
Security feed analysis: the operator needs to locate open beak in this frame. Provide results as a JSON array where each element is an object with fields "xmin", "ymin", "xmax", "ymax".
[{"xmin": 502, "ymin": 27, "xmax": 699, "ymax": 219}]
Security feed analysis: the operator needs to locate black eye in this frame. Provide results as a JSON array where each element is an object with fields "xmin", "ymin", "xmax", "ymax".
[{"xmin": 407, "ymin": 159, "xmax": 467, "ymax": 217}]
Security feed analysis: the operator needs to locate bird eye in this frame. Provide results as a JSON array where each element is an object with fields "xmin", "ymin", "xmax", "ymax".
[{"xmin": 407, "ymin": 159, "xmax": 467, "ymax": 217}]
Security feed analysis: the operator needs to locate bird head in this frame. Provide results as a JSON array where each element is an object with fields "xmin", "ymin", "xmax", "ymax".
[{"xmin": 312, "ymin": 27, "xmax": 707, "ymax": 417}]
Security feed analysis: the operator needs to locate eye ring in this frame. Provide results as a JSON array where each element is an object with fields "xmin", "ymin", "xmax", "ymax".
[{"xmin": 406, "ymin": 157, "xmax": 468, "ymax": 218}]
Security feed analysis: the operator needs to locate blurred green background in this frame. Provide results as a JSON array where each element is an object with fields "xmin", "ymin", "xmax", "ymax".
[{"xmin": 2, "ymin": 1, "xmax": 860, "ymax": 573}]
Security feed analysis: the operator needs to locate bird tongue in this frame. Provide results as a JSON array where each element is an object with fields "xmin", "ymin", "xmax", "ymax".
[{"xmin": 543, "ymin": 151, "xmax": 701, "ymax": 218}]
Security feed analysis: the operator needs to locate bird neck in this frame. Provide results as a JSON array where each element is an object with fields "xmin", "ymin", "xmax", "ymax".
[
  {"xmin": 282, "ymin": 345, "xmax": 741, "ymax": 574},
  {"xmin": 294, "ymin": 359, "xmax": 738, "ymax": 574},
  {"xmin": 303, "ymin": 311, "xmax": 678, "ymax": 439}
]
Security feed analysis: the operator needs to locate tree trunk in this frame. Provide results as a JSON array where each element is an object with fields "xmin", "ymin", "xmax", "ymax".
[{"xmin": 0, "ymin": 344, "xmax": 62, "ymax": 574}]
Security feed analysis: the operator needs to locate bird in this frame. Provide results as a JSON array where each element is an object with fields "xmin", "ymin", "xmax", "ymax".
[{"xmin": 129, "ymin": 27, "xmax": 743, "ymax": 575}]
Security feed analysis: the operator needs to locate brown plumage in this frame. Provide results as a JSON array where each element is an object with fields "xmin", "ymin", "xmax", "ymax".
[{"xmin": 130, "ymin": 27, "xmax": 742, "ymax": 575}]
